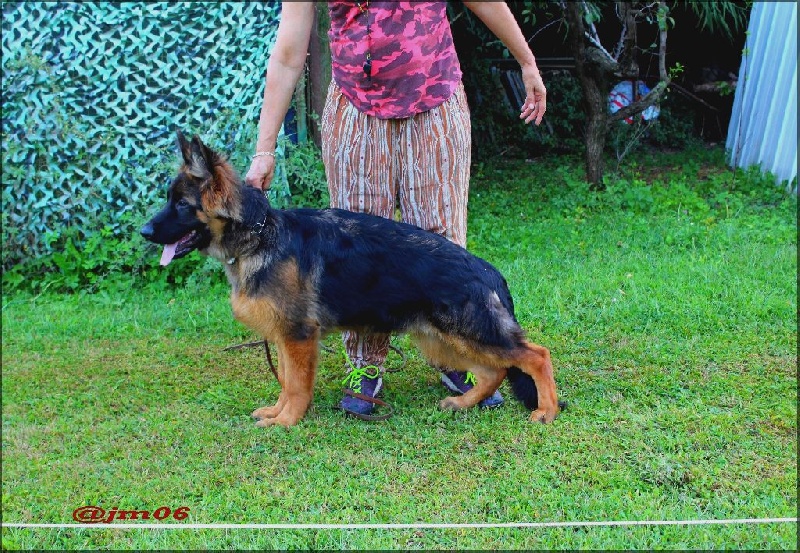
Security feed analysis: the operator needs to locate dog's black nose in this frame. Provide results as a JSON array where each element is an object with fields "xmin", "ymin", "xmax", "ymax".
[{"xmin": 140, "ymin": 223, "xmax": 155, "ymax": 240}]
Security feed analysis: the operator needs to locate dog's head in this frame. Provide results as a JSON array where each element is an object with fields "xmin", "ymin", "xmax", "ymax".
[{"xmin": 140, "ymin": 131, "xmax": 241, "ymax": 265}]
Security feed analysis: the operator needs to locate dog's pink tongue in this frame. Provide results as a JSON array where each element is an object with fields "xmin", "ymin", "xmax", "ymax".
[{"xmin": 160, "ymin": 243, "xmax": 178, "ymax": 266}]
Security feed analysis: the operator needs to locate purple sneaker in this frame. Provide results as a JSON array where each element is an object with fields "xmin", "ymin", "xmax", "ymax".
[
  {"xmin": 441, "ymin": 370, "xmax": 504, "ymax": 408},
  {"xmin": 340, "ymin": 366, "xmax": 383, "ymax": 417}
]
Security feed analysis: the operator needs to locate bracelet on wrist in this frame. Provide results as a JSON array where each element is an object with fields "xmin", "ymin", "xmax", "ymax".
[{"xmin": 252, "ymin": 151, "xmax": 276, "ymax": 159}]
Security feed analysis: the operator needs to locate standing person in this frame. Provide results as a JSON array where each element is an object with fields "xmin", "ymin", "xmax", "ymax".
[{"xmin": 245, "ymin": 1, "xmax": 546, "ymax": 418}]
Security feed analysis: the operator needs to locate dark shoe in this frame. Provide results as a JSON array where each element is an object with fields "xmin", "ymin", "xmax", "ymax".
[
  {"xmin": 340, "ymin": 366, "xmax": 383, "ymax": 416},
  {"xmin": 440, "ymin": 370, "xmax": 504, "ymax": 408}
]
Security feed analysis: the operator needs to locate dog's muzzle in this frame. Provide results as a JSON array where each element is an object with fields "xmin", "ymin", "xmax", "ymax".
[{"xmin": 140, "ymin": 222, "xmax": 155, "ymax": 241}]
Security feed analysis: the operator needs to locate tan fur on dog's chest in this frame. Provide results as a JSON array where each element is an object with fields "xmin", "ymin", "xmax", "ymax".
[
  {"xmin": 230, "ymin": 292, "xmax": 283, "ymax": 341},
  {"xmin": 229, "ymin": 259, "xmax": 315, "ymax": 342}
]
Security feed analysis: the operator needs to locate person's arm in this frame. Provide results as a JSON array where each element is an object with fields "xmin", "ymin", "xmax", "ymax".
[
  {"xmin": 462, "ymin": 1, "xmax": 546, "ymax": 126},
  {"xmin": 245, "ymin": 2, "xmax": 316, "ymax": 190}
]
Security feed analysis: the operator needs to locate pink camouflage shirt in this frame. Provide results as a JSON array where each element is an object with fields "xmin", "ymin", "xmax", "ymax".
[{"xmin": 327, "ymin": 1, "xmax": 463, "ymax": 119}]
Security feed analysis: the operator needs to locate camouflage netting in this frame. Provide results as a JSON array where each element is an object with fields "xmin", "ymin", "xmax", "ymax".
[{"xmin": 1, "ymin": 1, "xmax": 285, "ymax": 270}]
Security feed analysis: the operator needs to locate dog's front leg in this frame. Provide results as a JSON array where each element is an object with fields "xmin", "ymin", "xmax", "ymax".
[
  {"xmin": 252, "ymin": 345, "xmax": 288, "ymax": 420},
  {"xmin": 255, "ymin": 334, "xmax": 319, "ymax": 428}
]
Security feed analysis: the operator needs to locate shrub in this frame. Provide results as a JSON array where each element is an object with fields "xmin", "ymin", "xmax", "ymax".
[{"xmin": 283, "ymin": 140, "xmax": 330, "ymax": 209}]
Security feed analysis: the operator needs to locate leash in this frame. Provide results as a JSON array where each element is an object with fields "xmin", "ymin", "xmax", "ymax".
[
  {"xmin": 224, "ymin": 340, "xmax": 406, "ymax": 375},
  {"xmin": 340, "ymin": 388, "xmax": 394, "ymax": 421},
  {"xmin": 262, "ymin": 340, "xmax": 279, "ymax": 380},
  {"xmin": 222, "ymin": 339, "xmax": 279, "ymax": 380}
]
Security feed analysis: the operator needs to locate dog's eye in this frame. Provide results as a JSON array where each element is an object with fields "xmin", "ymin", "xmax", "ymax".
[{"xmin": 176, "ymin": 198, "xmax": 191, "ymax": 209}]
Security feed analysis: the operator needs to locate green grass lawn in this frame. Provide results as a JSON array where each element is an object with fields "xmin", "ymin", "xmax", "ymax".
[{"xmin": 2, "ymin": 149, "xmax": 797, "ymax": 549}]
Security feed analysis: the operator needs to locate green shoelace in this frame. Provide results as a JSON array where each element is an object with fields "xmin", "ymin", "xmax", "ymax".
[
  {"xmin": 342, "ymin": 365, "xmax": 381, "ymax": 394},
  {"xmin": 464, "ymin": 372, "xmax": 477, "ymax": 387}
]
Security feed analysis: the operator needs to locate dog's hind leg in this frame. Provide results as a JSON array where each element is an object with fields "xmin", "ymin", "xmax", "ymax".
[
  {"xmin": 439, "ymin": 365, "xmax": 507, "ymax": 411},
  {"xmin": 413, "ymin": 331, "xmax": 508, "ymax": 411},
  {"xmin": 255, "ymin": 332, "xmax": 319, "ymax": 428},
  {"xmin": 252, "ymin": 345, "xmax": 289, "ymax": 420},
  {"xmin": 512, "ymin": 342, "xmax": 559, "ymax": 423}
]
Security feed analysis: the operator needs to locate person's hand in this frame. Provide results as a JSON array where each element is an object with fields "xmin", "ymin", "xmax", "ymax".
[
  {"xmin": 244, "ymin": 154, "xmax": 275, "ymax": 191},
  {"xmin": 519, "ymin": 63, "xmax": 547, "ymax": 126}
]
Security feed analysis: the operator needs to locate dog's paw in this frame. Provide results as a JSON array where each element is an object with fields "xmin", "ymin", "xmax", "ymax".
[
  {"xmin": 254, "ymin": 413, "xmax": 301, "ymax": 428},
  {"xmin": 529, "ymin": 407, "xmax": 559, "ymax": 424},
  {"xmin": 439, "ymin": 396, "xmax": 463, "ymax": 411},
  {"xmin": 251, "ymin": 404, "xmax": 281, "ymax": 420}
]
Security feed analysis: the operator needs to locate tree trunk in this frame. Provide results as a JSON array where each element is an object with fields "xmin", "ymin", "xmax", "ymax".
[
  {"xmin": 563, "ymin": 2, "xmax": 670, "ymax": 189},
  {"xmin": 564, "ymin": 2, "xmax": 608, "ymax": 189},
  {"xmin": 585, "ymin": 110, "xmax": 607, "ymax": 188}
]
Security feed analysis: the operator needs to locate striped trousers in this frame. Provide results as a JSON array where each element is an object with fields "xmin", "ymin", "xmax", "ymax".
[{"xmin": 320, "ymin": 81, "xmax": 472, "ymax": 369}]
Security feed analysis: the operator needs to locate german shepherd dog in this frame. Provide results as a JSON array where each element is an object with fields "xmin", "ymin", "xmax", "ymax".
[{"xmin": 141, "ymin": 132, "xmax": 560, "ymax": 427}]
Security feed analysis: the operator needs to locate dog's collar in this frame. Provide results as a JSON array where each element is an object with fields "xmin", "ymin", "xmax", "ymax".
[
  {"xmin": 251, "ymin": 211, "xmax": 270, "ymax": 234},
  {"xmin": 226, "ymin": 212, "xmax": 269, "ymax": 266}
]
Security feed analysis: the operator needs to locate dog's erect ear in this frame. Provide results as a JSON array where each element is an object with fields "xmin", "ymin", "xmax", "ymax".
[
  {"xmin": 176, "ymin": 130, "xmax": 210, "ymax": 179},
  {"xmin": 186, "ymin": 135, "xmax": 240, "ymax": 219},
  {"xmin": 192, "ymin": 135, "xmax": 218, "ymax": 168},
  {"xmin": 183, "ymin": 135, "xmax": 217, "ymax": 180},
  {"xmin": 176, "ymin": 130, "xmax": 193, "ymax": 166}
]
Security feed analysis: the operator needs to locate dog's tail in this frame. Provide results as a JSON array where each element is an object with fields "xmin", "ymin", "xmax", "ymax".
[
  {"xmin": 507, "ymin": 366, "xmax": 539, "ymax": 410},
  {"xmin": 507, "ymin": 366, "xmax": 567, "ymax": 412},
  {"xmin": 493, "ymin": 277, "xmax": 565, "ymax": 412}
]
